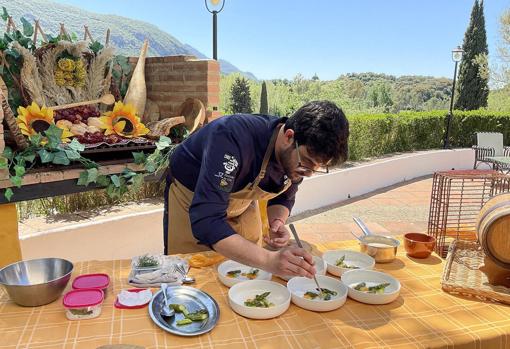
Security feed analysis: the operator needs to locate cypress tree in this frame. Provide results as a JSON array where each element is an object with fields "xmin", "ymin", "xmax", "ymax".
[
  {"xmin": 229, "ymin": 77, "xmax": 253, "ymax": 114},
  {"xmin": 259, "ymin": 81, "xmax": 269, "ymax": 114},
  {"xmin": 455, "ymin": 0, "xmax": 489, "ymax": 110}
]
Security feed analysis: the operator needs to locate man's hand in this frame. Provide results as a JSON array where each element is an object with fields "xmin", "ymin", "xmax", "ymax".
[
  {"xmin": 263, "ymin": 218, "xmax": 290, "ymax": 248},
  {"xmin": 266, "ymin": 246, "xmax": 316, "ymax": 278}
]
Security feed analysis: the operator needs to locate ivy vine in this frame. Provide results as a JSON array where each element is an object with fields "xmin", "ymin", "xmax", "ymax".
[{"xmin": 0, "ymin": 128, "xmax": 176, "ymax": 202}]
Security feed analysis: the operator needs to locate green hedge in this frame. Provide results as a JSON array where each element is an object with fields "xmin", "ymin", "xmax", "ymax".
[{"xmin": 347, "ymin": 110, "xmax": 510, "ymax": 161}]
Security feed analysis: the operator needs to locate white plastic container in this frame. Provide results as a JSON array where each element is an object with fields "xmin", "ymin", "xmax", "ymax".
[{"xmin": 62, "ymin": 288, "xmax": 104, "ymax": 320}]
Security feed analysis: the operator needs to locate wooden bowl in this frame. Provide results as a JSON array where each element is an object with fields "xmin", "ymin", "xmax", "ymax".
[{"xmin": 404, "ymin": 233, "xmax": 436, "ymax": 259}]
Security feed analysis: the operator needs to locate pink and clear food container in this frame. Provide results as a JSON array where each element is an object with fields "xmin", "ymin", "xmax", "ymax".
[
  {"xmin": 72, "ymin": 273, "xmax": 110, "ymax": 297},
  {"xmin": 62, "ymin": 288, "xmax": 104, "ymax": 320}
]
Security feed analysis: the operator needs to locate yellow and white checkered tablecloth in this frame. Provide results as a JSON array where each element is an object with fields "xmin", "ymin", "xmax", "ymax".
[{"xmin": 1, "ymin": 239, "xmax": 510, "ymax": 349}]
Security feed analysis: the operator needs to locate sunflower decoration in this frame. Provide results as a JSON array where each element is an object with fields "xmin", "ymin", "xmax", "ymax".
[
  {"xmin": 17, "ymin": 102, "xmax": 74, "ymax": 142},
  {"xmin": 99, "ymin": 101, "xmax": 150, "ymax": 138},
  {"xmin": 54, "ymin": 57, "xmax": 87, "ymax": 88}
]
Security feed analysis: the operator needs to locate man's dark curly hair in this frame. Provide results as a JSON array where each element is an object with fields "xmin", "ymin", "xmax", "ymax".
[{"xmin": 284, "ymin": 100, "xmax": 349, "ymax": 166}]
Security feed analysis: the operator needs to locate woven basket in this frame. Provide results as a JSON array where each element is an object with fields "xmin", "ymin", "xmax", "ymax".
[
  {"xmin": 0, "ymin": 77, "xmax": 28, "ymax": 150},
  {"xmin": 441, "ymin": 239, "xmax": 510, "ymax": 305},
  {"xmin": 0, "ymin": 76, "xmax": 7, "ymax": 97}
]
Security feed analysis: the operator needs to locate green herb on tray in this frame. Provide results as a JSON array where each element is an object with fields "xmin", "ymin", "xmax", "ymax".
[{"xmin": 136, "ymin": 255, "xmax": 160, "ymax": 268}]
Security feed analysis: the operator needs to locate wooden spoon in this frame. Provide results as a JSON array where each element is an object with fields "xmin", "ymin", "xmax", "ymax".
[{"xmin": 49, "ymin": 94, "xmax": 116, "ymax": 111}]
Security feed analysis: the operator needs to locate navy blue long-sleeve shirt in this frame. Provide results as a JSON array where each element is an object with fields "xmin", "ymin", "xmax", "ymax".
[{"xmin": 168, "ymin": 114, "xmax": 300, "ymax": 247}]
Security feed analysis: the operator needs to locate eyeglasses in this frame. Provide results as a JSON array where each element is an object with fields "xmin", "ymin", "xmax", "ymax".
[{"xmin": 295, "ymin": 141, "xmax": 329, "ymax": 174}]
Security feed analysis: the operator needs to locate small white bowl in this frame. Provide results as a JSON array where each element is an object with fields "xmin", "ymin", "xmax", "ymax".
[
  {"xmin": 287, "ymin": 275, "xmax": 347, "ymax": 312},
  {"xmin": 278, "ymin": 255, "xmax": 327, "ymax": 281},
  {"xmin": 228, "ymin": 280, "xmax": 290, "ymax": 319},
  {"xmin": 323, "ymin": 250, "xmax": 375, "ymax": 276},
  {"xmin": 217, "ymin": 260, "xmax": 272, "ymax": 288},
  {"xmin": 341, "ymin": 269, "xmax": 401, "ymax": 305}
]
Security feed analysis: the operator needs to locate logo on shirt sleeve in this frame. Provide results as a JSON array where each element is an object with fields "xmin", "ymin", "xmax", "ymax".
[{"xmin": 214, "ymin": 153, "xmax": 239, "ymax": 192}]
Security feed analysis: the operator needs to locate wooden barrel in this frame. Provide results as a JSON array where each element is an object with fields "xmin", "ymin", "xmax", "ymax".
[{"xmin": 477, "ymin": 193, "xmax": 510, "ymax": 269}]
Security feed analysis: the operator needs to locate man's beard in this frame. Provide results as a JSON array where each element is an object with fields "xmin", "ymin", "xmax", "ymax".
[{"xmin": 280, "ymin": 146, "xmax": 302, "ymax": 184}]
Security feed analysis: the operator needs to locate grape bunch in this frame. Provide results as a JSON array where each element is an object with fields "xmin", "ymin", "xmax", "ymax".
[
  {"xmin": 54, "ymin": 105, "xmax": 101, "ymax": 124},
  {"xmin": 76, "ymin": 132, "xmax": 122, "ymax": 145}
]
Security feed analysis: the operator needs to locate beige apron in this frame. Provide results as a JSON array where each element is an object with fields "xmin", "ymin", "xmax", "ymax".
[{"xmin": 166, "ymin": 124, "xmax": 291, "ymax": 254}]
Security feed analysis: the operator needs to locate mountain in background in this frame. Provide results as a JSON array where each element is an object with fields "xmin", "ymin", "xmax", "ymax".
[
  {"xmin": 2, "ymin": 0, "xmax": 258, "ymax": 80},
  {"xmin": 182, "ymin": 43, "xmax": 257, "ymax": 80}
]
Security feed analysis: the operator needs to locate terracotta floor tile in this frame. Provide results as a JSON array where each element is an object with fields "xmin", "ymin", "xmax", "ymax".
[{"xmin": 293, "ymin": 177, "xmax": 433, "ymax": 237}]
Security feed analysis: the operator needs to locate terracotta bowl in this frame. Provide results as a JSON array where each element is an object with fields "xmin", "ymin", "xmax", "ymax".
[{"xmin": 404, "ymin": 233, "xmax": 436, "ymax": 259}]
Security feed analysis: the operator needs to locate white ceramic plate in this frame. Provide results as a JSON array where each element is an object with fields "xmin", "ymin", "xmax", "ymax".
[
  {"xmin": 341, "ymin": 269, "xmax": 401, "ymax": 305},
  {"xmin": 228, "ymin": 280, "xmax": 290, "ymax": 319},
  {"xmin": 217, "ymin": 260, "xmax": 272, "ymax": 288},
  {"xmin": 287, "ymin": 275, "xmax": 348, "ymax": 312},
  {"xmin": 278, "ymin": 255, "xmax": 327, "ymax": 281},
  {"xmin": 323, "ymin": 250, "xmax": 375, "ymax": 276}
]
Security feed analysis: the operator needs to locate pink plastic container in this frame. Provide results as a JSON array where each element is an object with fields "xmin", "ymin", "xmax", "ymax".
[
  {"xmin": 62, "ymin": 288, "xmax": 104, "ymax": 320},
  {"xmin": 72, "ymin": 273, "xmax": 110, "ymax": 297}
]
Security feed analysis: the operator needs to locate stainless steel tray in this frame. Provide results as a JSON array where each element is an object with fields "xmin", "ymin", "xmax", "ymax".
[{"xmin": 148, "ymin": 286, "xmax": 220, "ymax": 336}]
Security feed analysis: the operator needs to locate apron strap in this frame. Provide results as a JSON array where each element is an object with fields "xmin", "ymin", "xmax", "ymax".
[{"xmin": 251, "ymin": 123, "xmax": 283, "ymax": 189}]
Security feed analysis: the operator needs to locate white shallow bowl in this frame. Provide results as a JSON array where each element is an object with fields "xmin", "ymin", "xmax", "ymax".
[
  {"xmin": 228, "ymin": 280, "xmax": 290, "ymax": 319},
  {"xmin": 278, "ymin": 255, "xmax": 327, "ymax": 281},
  {"xmin": 287, "ymin": 275, "xmax": 348, "ymax": 312},
  {"xmin": 323, "ymin": 250, "xmax": 375, "ymax": 276},
  {"xmin": 217, "ymin": 260, "xmax": 272, "ymax": 288},
  {"xmin": 341, "ymin": 269, "xmax": 401, "ymax": 305}
]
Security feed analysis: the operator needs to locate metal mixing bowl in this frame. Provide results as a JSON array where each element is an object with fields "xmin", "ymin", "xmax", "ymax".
[
  {"xmin": 0, "ymin": 258, "xmax": 73, "ymax": 306},
  {"xmin": 358, "ymin": 235, "xmax": 400, "ymax": 263}
]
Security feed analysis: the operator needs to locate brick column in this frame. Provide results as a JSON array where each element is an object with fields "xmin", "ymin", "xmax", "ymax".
[{"xmin": 129, "ymin": 55, "xmax": 221, "ymax": 123}]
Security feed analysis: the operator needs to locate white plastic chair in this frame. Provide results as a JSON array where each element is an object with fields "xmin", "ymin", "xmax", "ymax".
[{"xmin": 472, "ymin": 132, "xmax": 510, "ymax": 169}]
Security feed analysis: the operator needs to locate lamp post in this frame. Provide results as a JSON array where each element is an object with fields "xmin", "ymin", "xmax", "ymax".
[
  {"xmin": 443, "ymin": 45, "xmax": 464, "ymax": 149},
  {"xmin": 205, "ymin": 0, "xmax": 226, "ymax": 60}
]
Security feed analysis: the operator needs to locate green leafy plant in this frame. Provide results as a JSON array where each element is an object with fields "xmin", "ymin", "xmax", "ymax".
[
  {"xmin": 229, "ymin": 76, "xmax": 253, "ymax": 114},
  {"xmin": 0, "ymin": 141, "xmax": 138, "ymax": 202},
  {"xmin": 1, "ymin": 125, "xmax": 93, "ymax": 200},
  {"xmin": 111, "ymin": 55, "xmax": 132, "ymax": 98},
  {"xmin": 58, "ymin": 134, "xmax": 178, "ymax": 200},
  {"xmin": 455, "ymin": 0, "xmax": 489, "ymax": 111},
  {"xmin": 0, "ymin": 129, "xmax": 180, "ymax": 202},
  {"xmin": 347, "ymin": 109, "xmax": 510, "ymax": 161},
  {"xmin": 145, "ymin": 136, "xmax": 178, "ymax": 174}
]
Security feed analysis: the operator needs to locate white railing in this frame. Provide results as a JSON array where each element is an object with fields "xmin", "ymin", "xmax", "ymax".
[
  {"xmin": 292, "ymin": 149, "xmax": 476, "ymax": 215},
  {"xmin": 21, "ymin": 148, "xmax": 477, "ymax": 261}
]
